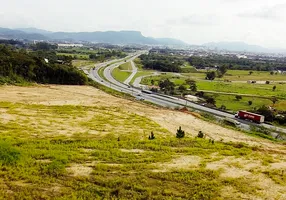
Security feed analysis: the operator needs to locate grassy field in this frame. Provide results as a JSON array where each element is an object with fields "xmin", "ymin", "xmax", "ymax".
[
  {"xmin": 119, "ymin": 62, "xmax": 132, "ymax": 71},
  {"xmin": 0, "ymin": 85, "xmax": 286, "ymax": 199},
  {"xmin": 134, "ymin": 58, "xmax": 144, "ymax": 69},
  {"xmin": 57, "ymin": 53, "xmax": 89, "ymax": 60},
  {"xmin": 130, "ymin": 71, "xmax": 154, "ymax": 85},
  {"xmin": 141, "ymin": 75, "xmax": 286, "ymax": 111},
  {"xmin": 220, "ymin": 70, "xmax": 286, "ymax": 81},
  {"xmin": 112, "ymin": 67, "xmax": 132, "ymax": 83},
  {"xmin": 72, "ymin": 60, "xmax": 95, "ymax": 68},
  {"xmin": 196, "ymin": 81, "xmax": 286, "ymax": 99}
]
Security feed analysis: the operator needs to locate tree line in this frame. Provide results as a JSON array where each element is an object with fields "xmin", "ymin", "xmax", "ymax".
[
  {"xmin": 188, "ymin": 56, "xmax": 286, "ymax": 71},
  {"xmin": 0, "ymin": 45, "xmax": 88, "ymax": 85},
  {"xmin": 139, "ymin": 54, "xmax": 184, "ymax": 72}
]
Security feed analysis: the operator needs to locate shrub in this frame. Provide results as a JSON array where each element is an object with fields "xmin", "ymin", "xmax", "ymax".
[
  {"xmin": 266, "ymin": 81, "xmax": 270, "ymax": 84},
  {"xmin": 235, "ymin": 95, "xmax": 242, "ymax": 101},
  {"xmin": 176, "ymin": 126, "xmax": 185, "ymax": 138},
  {"xmin": 248, "ymin": 101, "xmax": 253, "ymax": 106},
  {"xmin": 197, "ymin": 131, "xmax": 204, "ymax": 138},
  {"xmin": 149, "ymin": 132, "xmax": 155, "ymax": 140},
  {"xmin": 0, "ymin": 141, "xmax": 20, "ymax": 165}
]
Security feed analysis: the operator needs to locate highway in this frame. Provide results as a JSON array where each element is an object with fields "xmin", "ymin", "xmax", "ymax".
[{"xmin": 88, "ymin": 53, "xmax": 286, "ymax": 139}]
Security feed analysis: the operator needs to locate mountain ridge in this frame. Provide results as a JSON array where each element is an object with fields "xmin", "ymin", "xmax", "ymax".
[{"xmin": 0, "ymin": 27, "xmax": 187, "ymax": 46}]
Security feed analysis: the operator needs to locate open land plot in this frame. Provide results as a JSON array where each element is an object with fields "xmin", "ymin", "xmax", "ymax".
[
  {"xmin": 57, "ymin": 53, "xmax": 89, "ymax": 59},
  {"xmin": 220, "ymin": 70, "xmax": 286, "ymax": 81},
  {"xmin": 119, "ymin": 62, "xmax": 132, "ymax": 71},
  {"xmin": 0, "ymin": 85, "xmax": 286, "ymax": 199},
  {"xmin": 72, "ymin": 60, "xmax": 96, "ymax": 68},
  {"xmin": 112, "ymin": 67, "xmax": 132, "ymax": 83}
]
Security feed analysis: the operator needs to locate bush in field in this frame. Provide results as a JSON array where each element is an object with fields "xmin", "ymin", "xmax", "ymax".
[
  {"xmin": 197, "ymin": 131, "xmax": 204, "ymax": 138},
  {"xmin": 235, "ymin": 95, "xmax": 242, "ymax": 101},
  {"xmin": 43, "ymin": 159, "xmax": 67, "ymax": 177},
  {"xmin": 149, "ymin": 132, "xmax": 155, "ymax": 140},
  {"xmin": 266, "ymin": 81, "xmax": 270, "ymax": 84},
  {"xmin": 176, "ymin": 126, "xmax": 185, "ymax": 138},
  {"xmin": 248, "ymin": 101, "xmax": 253, "ymax": 106},
  {"xmin": 0, "ymin": 141, "xmax": 20, "ymax": 165},
  {"xmin": 220, "ymin": 105, "xmax": 226, "ymax": 110}
]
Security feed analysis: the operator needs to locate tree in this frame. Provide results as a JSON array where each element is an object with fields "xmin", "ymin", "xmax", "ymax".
[
  {"xmin": 149, "ymin": 132, "xmax": 155, "ymax": 140},
  {"xmin": 265, "ymin": 81, "xmax": 270, "ymax": 84},
  {"xmin": 205, "ymin": 71, "xmax": 216, "ymax": 80},
  {"xmin": 220, "ymin": 105, "xmax": 226, "ymax": 110},
  {"xmin": 178, "ymin": 85, "xmax": 186, "ymax": 94},
  {"xmin": 159, "ymin": 79, "xmax": 175, "ymax": 95},
  {"xmin": 186, "ymin": 79, "xmax": 197, "ymax": 92},
  {"xmin": 151, "ymin": 79, "xmax": 155, "ymax": 86},
  {"xmin": 249, "ymin": 71, "xmax": 253, "ymax": 75},
  {"xmin": 218, "ymin": 65, "xmax": 228, "ymax": 77},
  {"xmin": 176, "ymin": 126, "xmax": 185, "ymax": 138},
  {"xmin": 270, "ymin": 71, "xmax": 274, "ymax": 75},
  {"xmin": 273, "ymin": 85, "xmax": 277, "ymax": 91},
  {"xmin": 197, "ymin": 131, "xmax": 204, "ymax": 138},
  {"xmin": 272, "ymin": 97, "xmax": 278, "ymax": 105},
  {"xmin": 206, "ymin": 97, "xmax": 216, "ymax": 105},
  {"xmin": 248, "ymin": 101, "xmax": 253, "ymax": 106},
  {"xmin": 235, "ymin": 95, "xmax": 242, "ymax": 101},
  {"xmin": 256, "ymin": 105, "xmax": 275, "ymax": 122}
]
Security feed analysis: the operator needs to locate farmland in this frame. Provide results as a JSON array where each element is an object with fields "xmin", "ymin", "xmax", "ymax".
[
  {"xmin": 0, "ymin": 85, "xmax": 286, "ymax": 199},
  {"xmin": 141, "ymin": 71, "xmax": 286, "ymax": 112}
]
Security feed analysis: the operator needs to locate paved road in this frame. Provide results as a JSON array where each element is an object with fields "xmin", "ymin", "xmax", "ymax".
[
  {"xmin": 88, "ymin": 54, "xmax": 286, "ymax": 139},
  {"xmin": 124, "ymin": 61, "xmax": 138, "ymax": 85}
]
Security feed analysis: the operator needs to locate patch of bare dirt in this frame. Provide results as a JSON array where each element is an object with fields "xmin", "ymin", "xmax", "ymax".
[
  {"xmin": 67, "ymin": 164, "xmax": 93, "ymax": 177},
  {"xmin": 154, "ymin": 155, "xmax": 201, "ymax": 172},
  {"xmin": 120, "ymin": 149, "xmax": 145, "ymax": 153}
]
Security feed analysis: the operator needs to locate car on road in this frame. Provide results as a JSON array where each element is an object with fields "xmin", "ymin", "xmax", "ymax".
[{"xmin": 136, "ymin": 96, "xmax": 145, "ymax": 101}]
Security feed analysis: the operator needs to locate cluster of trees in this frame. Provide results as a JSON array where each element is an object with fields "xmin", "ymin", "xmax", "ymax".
[
  {"xmin": 89, "ymin": 50, "xmax": 126, "ymax": 61},
  {"xmin": 0, "ymin": 45, "xmax": 87, "ymax": 85},
  {"xmin": 139, "ymin": 54, "xmax": 184, "ymax": 72},
  {"xmin": 188, "ymin": 56, "xmax": 286, "ymax": 71},
  {"xmin": 253, "ymin": 106, "xmax": 286, "ymax": 125}
]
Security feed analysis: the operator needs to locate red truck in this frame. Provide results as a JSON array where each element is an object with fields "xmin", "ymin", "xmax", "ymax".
[{"xmin": 235, "ymin": 111, "xmax": 265, "ymax": 123}]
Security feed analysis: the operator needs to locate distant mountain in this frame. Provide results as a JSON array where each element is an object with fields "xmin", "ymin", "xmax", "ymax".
[
  {"xmin": 203, "ymin": 41, "xmax": 269, "ymax": 53},
  {"xmin": 49, "ymin": 31, "xmax": 159, "ymax": 44},
  {"xmin": 16, "ymin": 27, "xmax": 52, "ymax": 35},
  {"xmin": 0, "ymin": 27, "xmax": 48, "ymax": 40},
  {"xmin": 0, "ymin": 27, "xmax": 187, "ymax": 46}
]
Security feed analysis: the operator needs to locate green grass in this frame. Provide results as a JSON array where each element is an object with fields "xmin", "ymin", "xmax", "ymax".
[
  {"xmin": 134, "ymin": 58, "xmax": 144, "ymax": 69},
  {"xmin": 207, "ymin": 94, "xmax": 275, "ymax": 112},
  {"xmin": 196, "ymin": 81, "xmax": 286, "ymax": 99},
  {"xmin": 220, "ymin": 70, "xmax": 286, "ymax": 81},
  {"xmin": 0, "ymin": 101, "xmax": 284, "ymax": 199},
  {"xmin": 57, "ymin": 53, "xmax": 89, "ymax": 60},
  {"xmin": 72, "ymin": 60, "xmax": 95, "ymax": 68},
  {"xmin": 119, "ymin": 62, "xmax": 132, "ymax": 70},
  {"xmin": 130, "ymin": 70, "xmax": 154, "ymax": 85},
  {"xmin": 112, "ymin": 67, "xmax": 132, "ymax": 83}
]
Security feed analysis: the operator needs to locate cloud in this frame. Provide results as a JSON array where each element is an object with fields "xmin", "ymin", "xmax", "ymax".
[
  {"xmin": 238, "ymin": 3, "xmax": 286, "ymax": 21},
  {"xmin": 167, "ymin": 14, "xmax": 220, "ymax": 26}
]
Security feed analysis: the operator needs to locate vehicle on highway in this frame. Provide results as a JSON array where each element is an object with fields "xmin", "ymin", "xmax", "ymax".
[
  {"xmin": 223, "ymin": 117, "xmax": 241, "ymax": 127},
  {"xmin": 136, "ymin": 96, "xmax": 145, "ymax": 101},
  {"xmin": 235, "ymin": 111, "xmax": 265, "ymax": 123},
  {"xmin": 142, "ymin": 89, "xmax": 153, "ymax": 94}
]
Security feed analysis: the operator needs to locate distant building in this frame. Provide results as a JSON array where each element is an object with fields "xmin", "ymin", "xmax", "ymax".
[{"xmin": 58, "ymin": 44, "xmax": 83, "ymax": 48}]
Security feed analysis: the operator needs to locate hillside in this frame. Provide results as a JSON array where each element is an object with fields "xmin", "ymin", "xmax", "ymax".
[
  {"xmin": 0, "ymin": 85, "xmax": 285, "ymax": 199},
  {"xmin": 0, "ymin": 27, "xmax": 187, "ymax": 46},
  {"xmin": 0, "ymin": 45, "xmax": 88, "ymax": 85}
]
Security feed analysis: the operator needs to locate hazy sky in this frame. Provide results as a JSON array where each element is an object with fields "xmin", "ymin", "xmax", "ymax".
[{"xmin": 1, "ymin": 0, "xmax": 286, "ymax": 48}]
